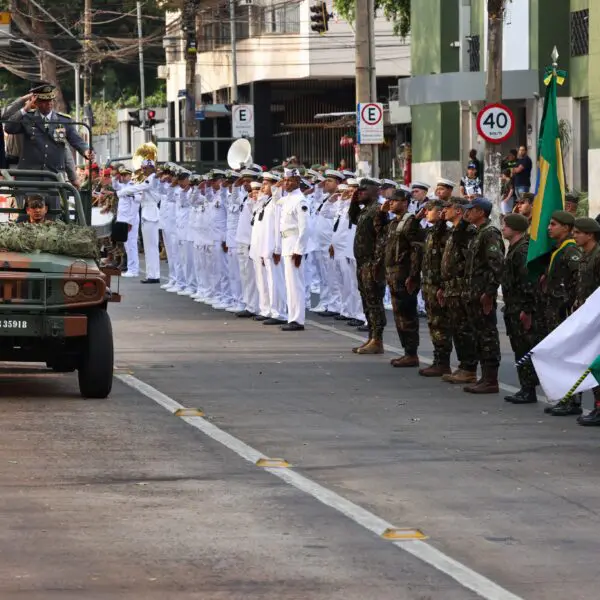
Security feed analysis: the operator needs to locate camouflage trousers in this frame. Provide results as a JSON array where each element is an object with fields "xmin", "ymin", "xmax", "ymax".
[
  {"xmin": 422, "ymin": 286, "xmax": 452, "ymax": 366},
  {"xmin": 504, "ymin": 312, "xmax": 540, "ymax": 389},
  {"xmin": 445, "ymin": 296, "xmax": 478, "ymax": 371},
  {"xmin": 357, "ymin": 263, "xmax": 387, "ymax": 340},
  {"xmin": 386, "ymin": 276, "xmax": 419, "ymax": 355},
  {"xmin": 465, "ymin": 296, "xmax": 501, "ymax": 368}
]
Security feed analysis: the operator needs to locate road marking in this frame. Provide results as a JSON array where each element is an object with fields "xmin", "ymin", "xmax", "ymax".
[
  {"xmin": 174, "ymin": 408, "xmax": 205, "ymax": 417},
  {"xmin": 117, "ymin": 372, "xmax": 524, "ymax": 600},
  {"xmin": 256, "ymin": 458, "xmax": 291, "ymax": 468}
]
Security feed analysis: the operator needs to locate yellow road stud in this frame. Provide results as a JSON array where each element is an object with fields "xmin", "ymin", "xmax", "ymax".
[
  {"xmin": 174, "ymin": 408, "xmax": 205, "ymax": 417},
  {"xmin": 381, "ymin": 528, "xmax": 428, "ymax": 541},
  {"xmin": 255, "ymin": 458, "xmax": 291, "ymax": 468}
]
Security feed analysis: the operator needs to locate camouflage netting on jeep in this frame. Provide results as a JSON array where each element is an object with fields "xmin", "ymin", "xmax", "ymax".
[{"xmin": 0, "ymin": 222, "xmax": 99, "ymax": 259}]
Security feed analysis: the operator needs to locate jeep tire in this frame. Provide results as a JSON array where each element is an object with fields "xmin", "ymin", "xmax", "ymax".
[{"xmin": 78, "ymin": 309, "xmax": 114, "ymax": 398}]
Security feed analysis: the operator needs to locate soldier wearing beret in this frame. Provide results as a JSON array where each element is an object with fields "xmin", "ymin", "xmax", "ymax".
[
  {"xmin": 572, "ymin": 217, "xmax": 600, "ymax": 425},
  {"xmin": 501, "ymin": 213, "xmax": 540, "ymax": 404},
  {"xmin": 381, "ymin": 188, "xmax": 425, "ymax": 367},
  {"xmin": 438, "ymin": 197, "xmax": 478, "ymax": 384},
  {"xmin": 541, "ymin": 210, "xmax": 582, "ymax": 416},
  {"xmin": 349, "ymin": 177, "xmax": 388, "ymax": 354},
  {"xmin": 419, "ymin": 199, "xmax": 453, "ymax": 377},
  {"xmin": 462, "ymin": 197, "xmax": 504, "ymax": 394}
]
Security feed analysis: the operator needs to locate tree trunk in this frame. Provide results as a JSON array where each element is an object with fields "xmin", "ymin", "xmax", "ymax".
[
  {"xmin": 484, "ymin": 0, "xmax": 504, "ymax": 229},
  {"xmin": 183, "ymin": 0, "xmax": 198, "ymax": 163},
  {"xmin": 10, "ymin": 0, "xmax": 67, "ymax": 112}
]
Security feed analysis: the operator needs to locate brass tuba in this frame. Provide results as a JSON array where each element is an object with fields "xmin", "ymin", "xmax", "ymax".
[{"xmin": 132, "ymin": 142, "xmax": 158, "ymax": 171}]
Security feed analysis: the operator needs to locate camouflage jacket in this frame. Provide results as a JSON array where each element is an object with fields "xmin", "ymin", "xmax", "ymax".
[
  {"xmin": 421, "ymin": 220, "xmax": 449, "ymax": 290},
  {"xmin": 350, "ymin": 200, "xmax": 389, "ymax": 267},
  {"xmin": 464, "ymin": 219, "xmax": 504, "ymax": 299},
  {"xmin": 501, "ymin": 234, "xmax": 537, "ymax": 315},
  {"xmin": 543, "ymin": 238, "xmax": 581, "ymax": 311},
  {"xmin": 575, "ymin": 243, "xmax": 600, "ymax": 308},
  {"xmin": 440, "ymin": 219, "xmax": 476, "ymax": 297},
  {"xmin": 384, "ymin": 212, "xmax": 424, "ymax": 281}
]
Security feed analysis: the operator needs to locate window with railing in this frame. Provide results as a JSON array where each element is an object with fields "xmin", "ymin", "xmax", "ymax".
[
  {"xmin": 467, "ymin": 34, "xmax": 480, "ymax": 72},
  {"xmin": 571, "ymin": 9, "xmax": 589, "ymax": 57},
  {"xmin": 259, "ymin": 1, "xmax": 300, "ymax": 35}
]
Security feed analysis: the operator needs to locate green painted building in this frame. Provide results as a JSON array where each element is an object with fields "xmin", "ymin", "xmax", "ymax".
[{"xmin": 398, "ymin": 0, "xmax": 597, "ymax": 213}]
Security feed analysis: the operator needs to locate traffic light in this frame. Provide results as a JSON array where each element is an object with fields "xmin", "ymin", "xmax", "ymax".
[
  {"xmin": 310, "ymin": 2, "xmax": 329, "ymax": 34},
  {"xmin": 128, "ymin": 109, "xmax": 142, "ymax": 128},
  {"xmin": 145, "ymin": 109, "xmax": 164, "ymax": 129}
]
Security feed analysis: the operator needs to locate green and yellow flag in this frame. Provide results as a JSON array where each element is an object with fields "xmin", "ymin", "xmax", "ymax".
[{"xmin": 527, "ymin": 66, "xmax": 567, "ymax": 274}]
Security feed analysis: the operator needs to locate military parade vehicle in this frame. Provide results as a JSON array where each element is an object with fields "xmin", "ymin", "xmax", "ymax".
[{"xmin": 0, "ymin": 171, "xmax": 126, "ymax": 398}]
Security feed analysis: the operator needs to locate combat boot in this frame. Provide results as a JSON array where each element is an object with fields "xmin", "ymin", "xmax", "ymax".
[
  {"xmin": 356, "ymin": 339, "xmax": 384, "ymax": 354},
  {"xmin": 507, "ymin": 387, "xmax": 537, "ymax": 404},
  {"xmin": 390, "ymin": 355, "xmax": 419, "ymax": 368},
  {"xmin": 463, "ymin": 366, "xmax": 499, "ymax": 394},
  {"xmin": 418, "ymin": 363, "xmax": 451, "ymax": 377},
  {"xmin": 442, "ymin": 369, "xmax": 478, "ymax": 384},
  {"xmin": 550, "ymin": 399, "xmax": 583, "ymax": 416},
  {"xmin": 577, "ymin": 407, "xmax": 600, "ymax": 426},
  {"xmin": 352, "ymin": 339, "xmax": 371, "ymax": 354}
]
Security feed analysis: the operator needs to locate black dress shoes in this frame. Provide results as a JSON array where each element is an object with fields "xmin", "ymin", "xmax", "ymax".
[
  {"xmin": 141, "ymin": 278, "xmax": 160, "ymax": 284},
  {"xmin": 281, "ymin": 321, "xmax": 305, "ymax": 331}
]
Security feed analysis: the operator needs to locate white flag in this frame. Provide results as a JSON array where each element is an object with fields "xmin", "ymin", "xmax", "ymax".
[{"xmin": 531, "ymin": 287, "xmax": 600, "ymax": 400}]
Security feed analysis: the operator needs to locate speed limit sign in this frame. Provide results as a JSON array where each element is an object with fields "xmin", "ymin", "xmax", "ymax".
[{"xmin": 476, "ymin": 103, "xmax": 515, "ymax": 144}]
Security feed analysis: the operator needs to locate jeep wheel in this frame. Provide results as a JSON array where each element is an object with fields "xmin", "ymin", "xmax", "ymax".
[{"xmin": 78, "ymin": 309, "xmax": 114, "ymax": 398}]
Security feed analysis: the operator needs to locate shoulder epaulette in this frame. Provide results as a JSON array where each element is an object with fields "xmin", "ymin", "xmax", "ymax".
[{"xmin": 57, "ymin": 112, "xmax": 72, "ymax": 119}]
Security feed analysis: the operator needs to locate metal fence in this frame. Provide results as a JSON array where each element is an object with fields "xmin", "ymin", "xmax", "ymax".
[{"xmin": 93, "ymin": 131, "xmax": 121, "ymax": 166}]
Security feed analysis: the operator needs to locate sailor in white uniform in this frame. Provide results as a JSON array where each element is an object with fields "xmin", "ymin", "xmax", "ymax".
[
  {"xmin": 223, "ymin": 171, "xmax": 244, "ymax": 312},
  {"xmin": 279, "ymin": 167, "xmax": 310, "ymax": 331}
]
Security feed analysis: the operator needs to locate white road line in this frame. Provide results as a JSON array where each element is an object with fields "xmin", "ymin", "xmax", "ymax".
[{"xmin": 116, "ymin": 372, "xmax": 524, "ymax": 600}]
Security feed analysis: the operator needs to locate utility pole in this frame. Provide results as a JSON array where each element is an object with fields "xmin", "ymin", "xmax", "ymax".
[
  {"xmin": 136, "ymin": 1, "xmax": 149, "ymax": 141},
  {"xmin": 484, "ymin": 0, "xmax": 505, "ymax": 228},
  {"xmin": 83, "ymin": 0, "xmax": 92, "ymax": 132},
  {"xmin": 183, "ymin": 0, "xmax": 198, "ymax": 162},
  {"xmin": 229, "ymin": 0, "xmax": 238, "ymax": 103},
  {"xmin": 354, "ymin": 0, "xmax": 377, "ymax": 176}
]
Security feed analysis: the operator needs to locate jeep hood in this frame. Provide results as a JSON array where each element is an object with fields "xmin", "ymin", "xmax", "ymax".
[{"xmin": 0, "ymin": 251, "xmax": 100, "ymax": 274}]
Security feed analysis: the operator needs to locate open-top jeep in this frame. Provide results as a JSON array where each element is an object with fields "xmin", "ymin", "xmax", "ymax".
[{"xmin": 0, "ymin": 171, "xmax": 126, "ymax": 398}]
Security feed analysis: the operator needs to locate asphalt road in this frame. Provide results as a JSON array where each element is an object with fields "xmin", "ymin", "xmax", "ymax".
[{"xmin": 1, "ymin": 273, "xmax": 599, "ymax": 600}]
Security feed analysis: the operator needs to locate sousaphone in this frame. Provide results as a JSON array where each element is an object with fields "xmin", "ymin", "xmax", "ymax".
[{"xmin": 227, "ymin": 138, "xmax": 252, "ymax": 170}]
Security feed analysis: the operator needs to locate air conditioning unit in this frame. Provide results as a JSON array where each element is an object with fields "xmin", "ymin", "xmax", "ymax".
[{"xmin": 157, "ymin": 65, "xmax": 169, "ymax": 79}]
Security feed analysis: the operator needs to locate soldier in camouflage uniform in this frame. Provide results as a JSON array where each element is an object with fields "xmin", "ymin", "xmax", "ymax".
[
  {"xmin": 438, "ymin": 197, "xmax": 478, "ymax": 384},
  {"xmin": 419, "ymin": 199, "xmax": 452, "ymax": 376},
  {"xmin": 501, "ymin": 213, "xmax": 540, "ymax": 404},
  {"xmin": 462, "ymin": 197, "xmax": 504, "ymax": 394},
  {"xmin": 571, "ymin": 218, "xmax": 600, "ymax": 425},
  {"xmin": 349, "ymin": 177, "xmax": 388, "ymax": 354},
  {"xmin": 381, "ymin": 189, "xmax": 424, "ymax": 367}
]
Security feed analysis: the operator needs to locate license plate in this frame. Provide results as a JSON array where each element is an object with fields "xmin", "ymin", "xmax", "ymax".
[{"xmin": 0, "ymin": 317, "xmax": 39, "ymax": 336}]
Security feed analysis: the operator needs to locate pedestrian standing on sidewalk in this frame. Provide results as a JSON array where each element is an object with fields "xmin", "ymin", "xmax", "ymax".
[
  {"xmin": 349, "ymin": 178, "xmax": 388, "ymax": 355},
  {"xmin": 381, "ymin": 189, "xmax": 424, "ymax": 368}
]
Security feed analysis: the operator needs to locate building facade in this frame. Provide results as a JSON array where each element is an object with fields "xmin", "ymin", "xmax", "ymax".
[
  {"xmin": 402, "ymin": 0, "xmax": 598, "ymax": 215},
  {"xmin": 160, "ymin": 0, "xmax": 410, "ymax": 172}
]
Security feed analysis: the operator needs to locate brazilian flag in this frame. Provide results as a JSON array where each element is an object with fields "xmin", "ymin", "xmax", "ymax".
[{"xmin": 527, "ymin": 66, "xmax": 567, "ymax": 274}]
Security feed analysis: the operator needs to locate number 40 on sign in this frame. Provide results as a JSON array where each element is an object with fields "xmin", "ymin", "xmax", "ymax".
[{"xmin": 476, "ymin": 103, "xmax": 515, "ymax": 144}]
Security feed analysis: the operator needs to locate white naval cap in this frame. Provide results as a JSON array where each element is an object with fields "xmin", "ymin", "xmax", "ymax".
[
  {"xmin": 338, "ymin": 183, "xmax": 349, "ymax": 191},
  {"xmin": 380, "ymin": 178, "xmax": 397, "ymax": 188},
  {"xmin": 411, "ymin": 181, "xmax": 431, "ymax": 191},
  {"xmin": 436, "ymin": 177, "xmax": 457, "ymax": 188},
  {"xmin": 250, "ymin": 181, "xmax": 262, "ymax": 189},
  {"xmin": 240, "ymin": 168, "xmax": 260, "ymax": 178},
  {"xmin": 342, "ymin": 170, "xmax": 356, "ymax": 178},
  {"xmin": 141, "ymin": 159, "xmax": 155, "ymax": 167},
  {"xmin": 358, "ymin": 176, "xmax": 381, "ymax": 187},
  {"xmin": 399, "ymin": 184, "xmax": 412, "ymax": 194},
  {"xmin": 347, "ymin": 178, "xmax": 359, "ymax": 186},
  {"xmin": 260, "ymin": 172, "xmax": 281, "ymax": 182},
  {"xmin": 306, "ymin": 168, "xmax": 321, "ymax": 179},
  {"xmin": 324, "ymin": 169, "xmax": 345, "ymax": 181},
  {"xmin": 210, "ymin": 168, "xmax": 227, "ymax": 177}
]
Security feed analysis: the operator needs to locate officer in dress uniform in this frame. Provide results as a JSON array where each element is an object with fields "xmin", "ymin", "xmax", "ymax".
[{"xmin": 4, "ymin": 84, "xmax": 92, "ymax": 209}]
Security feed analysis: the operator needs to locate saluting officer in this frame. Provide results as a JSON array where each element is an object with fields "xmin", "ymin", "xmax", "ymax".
[{"xmin": 4, "ymin": 84, "xmax": 92, "ymax": 189}]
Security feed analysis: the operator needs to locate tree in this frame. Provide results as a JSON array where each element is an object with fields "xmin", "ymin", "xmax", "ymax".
[
  {"xmin": 3, "ymin": 0, "xmax": 168, "ymax": 112},
  {"xmin": 333, "ymin": 0, "xmax": 410, "ymax": 37}
]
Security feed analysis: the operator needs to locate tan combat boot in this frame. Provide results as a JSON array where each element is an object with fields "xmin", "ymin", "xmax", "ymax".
[
  {"xmin": 418, "ymin": 363, "xmax": 451, "ymax": 377},
  {"xmin": 352, "ymin": 339, "xmax": 371, "ymax": 354},
  {"xmin": 442, "ymin": 369, "xmax": 478, "ymax": 384},
  {"xmin": 464, "ymin": 366, "xmax": 499, "ymax": 394},
  {"xmin": 356, "ymin": 339, "xmax": 384, "ymax": 354},
  {"xmin": 390, "ymin": 355, "xmax": 419, "ymax": 368}
]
